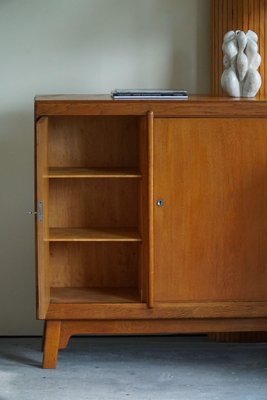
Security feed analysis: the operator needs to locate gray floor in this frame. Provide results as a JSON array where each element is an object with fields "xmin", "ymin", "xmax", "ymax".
[{"xmin": 0, "ymin": 336, "xmax": 267, "ymax": 400}]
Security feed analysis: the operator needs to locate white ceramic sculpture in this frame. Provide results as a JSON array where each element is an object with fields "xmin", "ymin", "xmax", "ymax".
[{"xmin": 221, "ymin": 30, "xmax": 261, "ymax": 97}]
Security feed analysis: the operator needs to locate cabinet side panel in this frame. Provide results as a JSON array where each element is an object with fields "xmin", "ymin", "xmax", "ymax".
[
  {"xmin": 154, "ymin": 118, "xmax": 267, "ymax": 302},
  {"xmin": 36, "ymin": 117, "xmax": 50, "ymax": 319}
]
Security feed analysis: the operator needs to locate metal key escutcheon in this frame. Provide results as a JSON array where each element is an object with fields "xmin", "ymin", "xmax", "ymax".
[{"xmin": 156, "ymin": 199, "xmax": 165, "ymax": 207}]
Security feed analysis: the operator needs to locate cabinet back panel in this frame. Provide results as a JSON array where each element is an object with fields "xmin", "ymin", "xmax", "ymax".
[
  {"xmin": 48, "ymin": 116, "xmax": 139, "ymax": 168},
  {"xmin": 154, "ymin": 118, "xmax": 267, "ymax": 302},
  {"xmin": 49, "ymin": 242, "xmax": 138, "ymax": 288},
  {"xmin": 49, "ymin": 179, "xmax": 139, "ymax": 228}
]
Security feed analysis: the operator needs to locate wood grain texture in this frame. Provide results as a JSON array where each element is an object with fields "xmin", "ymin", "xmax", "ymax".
[
  {"xmin": 154, "ymin": 118, "xmax": 267, "ymax": 302},
  {"xmin": 42, "ymin": 320, "xmax": 61, "ymax": 369},
  {"xmin": 45, "ymin": 167, "xmax": 142, "ymax": 178},
  {"xmin": 47, "ymin": 227, "xmax": 142, "ymax": 242},
  {"xmin": 47, "ymin": 116, "xmax": 139, "ymax": 169},
  {"xmin": 148, "ymin": 111, "xmax": 154, "ymax": 308},
  {"xmin": 56, "ymin": 317, "xmax": 267, "ymax": 361},
  {"xmin": 212, "ymin": 0, "xmax": 267, "ymax": 96},
  {"xmin": 138, "ymin": 117, "xmax": 149, "ymax": 303},
  {"xmin": 36, "ymin": 117, "xmax": 50, "ymax": 319},
  {"xmin": 49, "ymin": 242, "xmax": 139, "ymax": 288},
  {"xmin": 50, "ymin": 287, "xmax": 140, "ymax": 304},
  {"xmin": 56, "ymin": 319, "xmax": 267, "ymax": 341},
  {"xmin": 211, "ymin": 5, "xmax": 267, "ymax": 342},
  {"xmin": 46, "ymin": 301, "xmax": 267, "ymax": 320},
  {"xmin": 48, "ymin": 179, "xmax": 139, "ymax": 228},
  {"xmin": 35, "ymin": 95, "xmax": 267, "ymax": 118}
]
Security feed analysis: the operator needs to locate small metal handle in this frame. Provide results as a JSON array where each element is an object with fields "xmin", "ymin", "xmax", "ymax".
[
  {"xmin": 26, "ymin": 211, "xmax": 37, "ymax": 215},
  {"xmin": 156, "ymin": 199, "xmax": 165, "ymax": 207}
]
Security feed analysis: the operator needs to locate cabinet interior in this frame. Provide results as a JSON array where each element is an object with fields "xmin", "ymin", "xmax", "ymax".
[
  {"xmin": 49, "ymin": 242, "xmax": 141, "ymax": 303},
  {"xmin": 47, "ymin": 116, "xmax": 140, "ymax": 170},
  {"xmin": 41, "ymin": 115, "xmax": 148, "ymax": 305}
]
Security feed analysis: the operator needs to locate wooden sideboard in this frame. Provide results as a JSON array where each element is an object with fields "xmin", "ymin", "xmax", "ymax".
[{"xmin": 35, "ymin": 95, "xmax": 267, "ymax": 368}]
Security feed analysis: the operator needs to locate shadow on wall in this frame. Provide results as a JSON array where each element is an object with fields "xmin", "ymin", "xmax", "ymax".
[
  {"xmin": 196, "ymin": 0, "xmax": 211, "ymax": 93},
  {"xmin": 170, "ymin": 0, "xmax": 211, "ymax": 92}
]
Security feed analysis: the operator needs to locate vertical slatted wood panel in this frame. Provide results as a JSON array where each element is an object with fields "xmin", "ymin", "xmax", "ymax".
[
  {"xmin": 209, "ymin": 331, "xmax": 267, "ymax": 342},
  {"xmin": 212, "ymin": 0, "xmax": 266, "ymax": 96}
]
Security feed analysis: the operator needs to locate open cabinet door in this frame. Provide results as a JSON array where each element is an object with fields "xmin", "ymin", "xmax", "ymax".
[{"xmin": 36, "ymin": 117, "xmax": 49, "ymax": 319}]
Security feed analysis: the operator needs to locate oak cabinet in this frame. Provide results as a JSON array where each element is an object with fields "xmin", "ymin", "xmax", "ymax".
[{"xmin": 35, "ymin": 96, "xmax": 267, "ymax": 368}]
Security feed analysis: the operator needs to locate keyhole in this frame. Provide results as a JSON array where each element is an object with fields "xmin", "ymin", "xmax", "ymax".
[{"xmin": 156, "ymin": 199, "xmax": 165, "ymax": 207}]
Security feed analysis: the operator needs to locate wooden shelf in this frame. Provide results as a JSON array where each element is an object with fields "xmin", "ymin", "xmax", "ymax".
[
  {"xmin": 45, "ymin": 167, "xmax": 142, "ymax": 179},
  {"xmin": 50, "ymin": 287, "xmax": 140, "ymax": 303},
  {"xmin": 46, "ymin": 227, "xmax": 142, "ymax": 242}
]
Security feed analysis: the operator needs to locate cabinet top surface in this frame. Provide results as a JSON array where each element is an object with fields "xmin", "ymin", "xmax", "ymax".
[{"xmin": 35, "ymin": 94, "xmax": 267, "ymax": 118}]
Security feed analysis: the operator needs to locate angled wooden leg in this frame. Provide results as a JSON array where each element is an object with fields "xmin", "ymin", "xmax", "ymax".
[
  {"xmin": 42, "ymin": 320, "xmax": 61, "ymax": 368},
  {"xmin": 59, "ymin": 324, "xmax": 71, "ymax": 350}
]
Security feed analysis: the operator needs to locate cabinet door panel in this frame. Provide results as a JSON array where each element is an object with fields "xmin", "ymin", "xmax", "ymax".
[
  {"xmin": 36, "ymin": 117, "xmax": 50, "ymax": 318},
  {"xmin": 154, "ymin": 118, "xmax": 267, "ymax": 302}
]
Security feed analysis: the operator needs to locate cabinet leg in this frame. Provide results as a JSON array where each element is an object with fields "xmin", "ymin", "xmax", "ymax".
[{"xmin": 42, "ymin": 320, "xmax": 61, "ymax": 369}]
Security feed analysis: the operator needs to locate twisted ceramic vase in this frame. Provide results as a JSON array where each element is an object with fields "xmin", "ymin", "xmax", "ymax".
[{"xmin": 221, "ymin": 30, "xmax": 261, "ymax": 97}]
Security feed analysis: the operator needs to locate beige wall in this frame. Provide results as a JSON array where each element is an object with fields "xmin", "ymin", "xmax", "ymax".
[{"xmin": 0, "ymin": 0, "xmax": 211, "ymax": 334}]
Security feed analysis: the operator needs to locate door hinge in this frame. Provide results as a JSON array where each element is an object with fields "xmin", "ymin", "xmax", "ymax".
[{"xmin": 38, "ymin": 201, "xmax": 43, "ymax": 223}]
